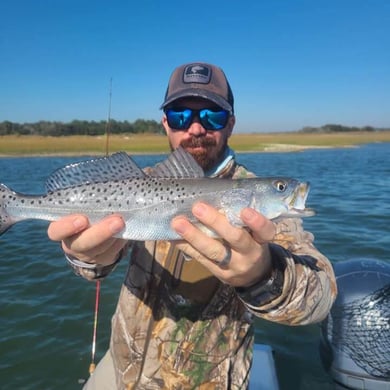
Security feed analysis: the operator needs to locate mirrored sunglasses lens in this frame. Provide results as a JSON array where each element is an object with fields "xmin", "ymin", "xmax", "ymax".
[
  {"xmin": 200, "ymin": 109, "xmax": 228, "ymax": 130},
  {"xmin": 166, "ymin": 109, "xmax": 192, "ymax": 130}
]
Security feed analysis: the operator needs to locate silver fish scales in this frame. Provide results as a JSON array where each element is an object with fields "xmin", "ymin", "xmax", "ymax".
[{"xmin": 0, "ymin": 148, "xmax": 314, "ymax": 240}]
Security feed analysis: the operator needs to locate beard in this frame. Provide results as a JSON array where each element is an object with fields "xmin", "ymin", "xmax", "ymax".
[{"xmin": 170, "ymin": 136, "xmax": 227, "ymax": 171}]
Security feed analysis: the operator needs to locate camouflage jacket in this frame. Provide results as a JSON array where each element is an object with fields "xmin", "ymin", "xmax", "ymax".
[{"xmin": 79, "ymin": 157, "xmax": 337, "ymax": 389}]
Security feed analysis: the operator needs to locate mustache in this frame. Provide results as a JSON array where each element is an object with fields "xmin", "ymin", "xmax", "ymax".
[
  {"xmin": 178, "ymin": 136, "xmax": 221, "ymax": 171},
  {"xmin": 179, "ymin": 137, "xmax": 217, "ymax": 149}
]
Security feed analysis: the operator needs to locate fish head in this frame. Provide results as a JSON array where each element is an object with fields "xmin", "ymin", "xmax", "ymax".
[{"xmin": 253, "ymin": 178, "xmax": 315, "ymax": 220}]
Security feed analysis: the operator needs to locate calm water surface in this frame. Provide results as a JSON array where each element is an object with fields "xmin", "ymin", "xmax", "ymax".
[{"xmin": 0, "ymin": 143, "xmax": 389, "ymax": 389}]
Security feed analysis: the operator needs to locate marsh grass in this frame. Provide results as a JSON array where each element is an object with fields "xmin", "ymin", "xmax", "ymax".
[
  {"xmin": 0, "ymin": 131, "xmax": 389, "ymax": 156},
  {"xmin": 229, "ymin": 131, "xmax": 390, "ymax": 151}
]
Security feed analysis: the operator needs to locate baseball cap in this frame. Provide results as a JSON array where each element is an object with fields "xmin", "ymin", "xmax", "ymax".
[{"xmin": 160, "ymin": 62, "xmax": 234, "ymax": 113}]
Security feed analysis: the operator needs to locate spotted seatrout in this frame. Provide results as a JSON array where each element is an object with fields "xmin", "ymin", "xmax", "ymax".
[{"xmin": 0, "ymin": 148, "xmax": 314, "ymax": 240}]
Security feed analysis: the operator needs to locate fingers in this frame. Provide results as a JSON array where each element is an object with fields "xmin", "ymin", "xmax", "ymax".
[
  {"xmin": 171, "ymin": 202, "xmax": 275, "ymax": 287},
  {"xmin": 47, "ymin": 214, "xmax": 126, "ymax": 266},
  {"xmin": 76, "ymin": 237, "xmax": 127, "ymax": 265},
  {"xmin": 62, "ymin": 214, "xmax": 124, "ymax": 252},
  {"xmin": 240, "ymin": 207, "xmax": 276, "ymax": 243},
  {"xmin": 172, "ymin": 216, "xmax": 229, "ymax": 263},
  {"xmin": 47, "ymin": 214, "xmax": 90, "ymax": 241}
]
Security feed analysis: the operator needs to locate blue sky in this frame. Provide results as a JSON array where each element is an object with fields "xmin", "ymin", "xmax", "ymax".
[{"xmin": 1, "ymin": 0, "xmax": 389, "ymax": 133}]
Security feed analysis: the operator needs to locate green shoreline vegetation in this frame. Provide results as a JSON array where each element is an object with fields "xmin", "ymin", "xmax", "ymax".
[{"xmin": 0, "ymin": 131, "xmax": 389, "ymax": 156}]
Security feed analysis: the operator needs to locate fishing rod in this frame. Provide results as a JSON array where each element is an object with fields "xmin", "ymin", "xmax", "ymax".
[{"xmin": 88, "ymin": 77, "xmax": 113, "ymax": 376}]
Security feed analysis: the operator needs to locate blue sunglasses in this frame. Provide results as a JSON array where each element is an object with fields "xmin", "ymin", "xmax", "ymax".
[{"xmin": 164, "ymin": 107, "xmax": 230, "ymax": 131}]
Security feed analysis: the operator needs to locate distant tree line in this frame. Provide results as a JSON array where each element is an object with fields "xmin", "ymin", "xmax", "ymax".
[
  {"xmin": 298, "ymin": 124, "xmax": 388, "ymax": 133},
  {"xmin": 0, "ymin": 119, "xmax": 164, "ymax": 136},
  {"xmin": 1, "ymin": 120, "xmax": 388, "ymax": 136}
]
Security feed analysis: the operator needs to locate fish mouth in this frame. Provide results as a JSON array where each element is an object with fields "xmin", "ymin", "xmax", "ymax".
[{"xmin": 287, "ymin": 182, "xmax": 315, "ymax": 217}]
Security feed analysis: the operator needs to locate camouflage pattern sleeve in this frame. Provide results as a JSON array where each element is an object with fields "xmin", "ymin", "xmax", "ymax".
[{"xmin": 242, "ymin": 217, "xmax": 337, "ymax": 325}]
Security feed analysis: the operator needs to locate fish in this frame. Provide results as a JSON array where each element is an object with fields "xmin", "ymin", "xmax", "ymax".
[{"xmin": 0, "ymin": 147, "xmax": 314, "ymax": 240}]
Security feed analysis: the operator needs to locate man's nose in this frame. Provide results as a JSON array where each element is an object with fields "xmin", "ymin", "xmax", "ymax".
[{"xmin": 187, "ymin": 116, "xmax": 207, "ymax": 136}]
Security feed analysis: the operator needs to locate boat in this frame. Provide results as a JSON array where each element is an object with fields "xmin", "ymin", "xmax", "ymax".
[
  {"xmin": 320, "ymin": 258, "xmax": 389, "ymax": 390},
  {"xmin": 249, "ymin": 343, "xmax": 279, "ymax": 389},
  {"xmin": 249, "ymin": 258, "xmax": 390, "ymax": 390}
]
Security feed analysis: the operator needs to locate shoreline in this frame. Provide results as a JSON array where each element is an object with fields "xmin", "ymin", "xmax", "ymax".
[
  {"xmin": 0, "ymin": 132, "xmax": 389, "ymax": 157},
  {"xmin": 0, "ymin": 144, "xmax": 361, "ymax": 158}
]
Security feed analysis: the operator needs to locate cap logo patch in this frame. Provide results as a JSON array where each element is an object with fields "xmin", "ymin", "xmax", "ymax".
[{"xmin": 183, "ymin": 65, "xmax": 211, "ymax": 84}]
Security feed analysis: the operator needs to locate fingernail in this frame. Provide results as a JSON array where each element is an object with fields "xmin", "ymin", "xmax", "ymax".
[
  {"xmin": 73, "ymin": 216, "xmax": 86, "ymax": 230},
  {"xmin": 242, "ymin": 208, "xmax": 256, "ymax": 222},
  {"xmin": 109, "ymin": 218, "xmax": 124, "ymax": 234},
  {"xmin": 193, "ymin": 203, "xmax": 206, "ymax": 218},
  {"xmin": 172, "ymin": 218, "xmax": 187, "ymax": 235}
]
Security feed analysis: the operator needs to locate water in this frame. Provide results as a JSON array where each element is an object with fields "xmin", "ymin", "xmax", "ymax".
[{"xmin": 0, "ymin": 143, "xmax": 389, "ymax": 389}]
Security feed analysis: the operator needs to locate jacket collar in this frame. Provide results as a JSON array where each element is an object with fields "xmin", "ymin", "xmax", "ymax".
[{"xmin": 205, "ymin": 147, "xmax": 236, "ymax": 178}]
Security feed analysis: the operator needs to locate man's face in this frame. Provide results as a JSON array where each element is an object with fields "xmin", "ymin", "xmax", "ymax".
[{"xmin": 162, "ymin": 97, "xmax": 235, "ymax": 171}]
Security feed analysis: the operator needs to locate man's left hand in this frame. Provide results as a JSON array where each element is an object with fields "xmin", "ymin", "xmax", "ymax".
[{"xmin": 171, "ymin": 202, "xmax": 276, "ymax": 287}]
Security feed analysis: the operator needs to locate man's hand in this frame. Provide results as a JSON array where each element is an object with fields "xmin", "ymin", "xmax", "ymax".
[
  {"xmin": 171, "ymin": 202, "xmax": 276, "ymax": 288},
  {"xmin": 47, "ymin": 214, "xmax": 127, "ymax": 266}
]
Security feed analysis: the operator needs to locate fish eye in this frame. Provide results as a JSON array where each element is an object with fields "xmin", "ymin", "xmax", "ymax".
[{"xmin": 274, "ymin": 180, "xmax": 287, "ymax": 192}]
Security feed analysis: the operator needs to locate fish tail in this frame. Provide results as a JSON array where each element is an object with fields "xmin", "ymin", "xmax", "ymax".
[{"xmin": 0, "ymin": 183, "xmax": 15, "ymax": 235}]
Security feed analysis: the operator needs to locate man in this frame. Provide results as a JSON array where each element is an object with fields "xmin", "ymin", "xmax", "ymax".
[{"xmin": 48, "ymin": 62, "xmax": 337, "ymax": 389}]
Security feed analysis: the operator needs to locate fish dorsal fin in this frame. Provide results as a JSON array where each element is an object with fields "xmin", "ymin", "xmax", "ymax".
[
  {"xmin": 46, "ymin": 152, "xmax": 145, "ymax": 191},
  {"xmin": 151, "ymin": 147, "xmax": 204, "ymax": 178}
]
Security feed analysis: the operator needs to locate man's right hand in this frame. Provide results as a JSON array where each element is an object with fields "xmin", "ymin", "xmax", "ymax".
[{"xmin": 47, "ymin": 214, "xmax": 127, "ymax": 266}]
